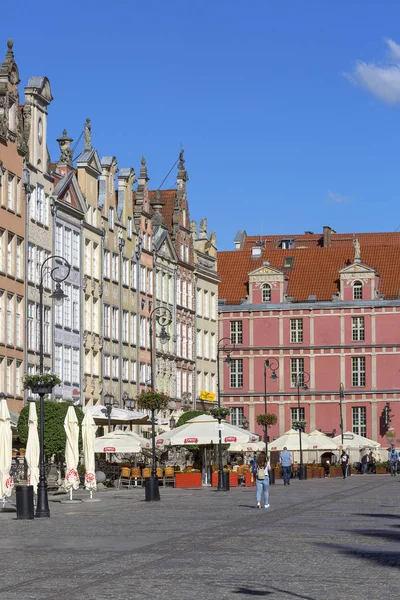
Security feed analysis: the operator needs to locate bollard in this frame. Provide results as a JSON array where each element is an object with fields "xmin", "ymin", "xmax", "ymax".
[{"xmin": 16, "ymin": 485, "xmax": 34, "ymax": 520}]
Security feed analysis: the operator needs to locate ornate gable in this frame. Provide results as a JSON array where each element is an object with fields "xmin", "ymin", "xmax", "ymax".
[
  {"xmin": 248, "ymin": 262, "xmax": 288, "ymax": 304},
  {"xmin": 339, "ymin": 261, "xmax": 379, "ymax": 301}
]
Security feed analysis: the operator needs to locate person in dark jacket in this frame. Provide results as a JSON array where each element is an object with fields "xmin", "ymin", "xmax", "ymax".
[{"xmin": 340, "ymin": 450, "xmax": 350, "ymax": 479}]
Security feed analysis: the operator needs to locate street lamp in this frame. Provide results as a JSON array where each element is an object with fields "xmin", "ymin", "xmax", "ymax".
[
  {"xmin": 339, "ymin": 383, "xmax": 345, "ymax": 446},
  {"xmin": 295, "ymin": 371, "xmax": 310, "ymax": 481},
  {"xmin": 216, "ymin": 337, "xmax": 235, "ymax": 491},
  {"xmin": 125, "ymin": 396, "xmax": 134, "ymax": 410},
  {"xmin": 36, "ymin": 255, "xmax": 70, "ymax": 518},
  {"xmin": 103, "ymin": 393, "xmax": 114, "ymax": 431},
  {"xmin": 264, "ymin": 358, "xmax": 279, "ymax": 454},
  {"xmin": 147, "ymin": 306, "xmax": 172, "ymax": 502}
]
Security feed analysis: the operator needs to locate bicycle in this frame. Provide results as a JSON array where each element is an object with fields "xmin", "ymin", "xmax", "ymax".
[{"xmin": 390, "ymin": 461, "xmax": 398, "ymax": 476}]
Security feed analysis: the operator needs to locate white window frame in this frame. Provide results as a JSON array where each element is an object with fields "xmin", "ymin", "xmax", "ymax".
[
  {"xmin": 290, "ymin": 318, "xmax": 303, "ymax": 343},
  {"xmin": 230, "ymin": 359, "xmax": 243, "ymax": 388},
  {"xmin": 352, "ymin": 357, "xmax": 366, "ymax": 387},
  {"xmin": 352, "ymin": 317, "xmax": 365, "ymax": 342},
  {"xmin": 230, "ymin": 321, "xmax": 243, "ymax": 344},
  {"xmin": 262, "ymin": 284, "xmax": 271, "ymax": 302}
]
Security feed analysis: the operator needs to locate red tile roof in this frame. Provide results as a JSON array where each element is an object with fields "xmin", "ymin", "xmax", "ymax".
[
  {"xmin": 218, "ymin": 246, "xmax": 400, "ymax": 305},
  {"xmin": 243, "ymin": 231, "xmax": 400, "ymax": 250}
]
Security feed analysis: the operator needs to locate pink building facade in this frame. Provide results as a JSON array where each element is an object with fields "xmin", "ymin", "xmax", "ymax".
[{"xmin": 218, "ymin": 229, "xmax": 400, "ymax": 447}]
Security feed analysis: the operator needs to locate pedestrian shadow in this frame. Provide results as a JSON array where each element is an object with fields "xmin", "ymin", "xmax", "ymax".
[
  {"xmin": 317, "ymin": 541, "xmax": 400, "ymax": 568},
  {"xmin": 354, "ymin": 513, "xmax": 400, "ymax": 520},
  {"xmin": 232, "ymin": 586, "xmax": 316, "ymax": 599}
]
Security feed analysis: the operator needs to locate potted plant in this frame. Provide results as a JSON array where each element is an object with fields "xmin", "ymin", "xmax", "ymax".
[
  {"xmin": 19, "ymin": 447, "xmax": 26, "ymax": 457},
  {"xmin": 136, "ymin": 389, "xmax": 170, "ymax": 412},
  {"xmin": 375, "ymin": 461, "xmax": 387, "ymax": 474},
  {"xmin": 23, "ymin": 373, "xmax": 61, "ymax": 395},
  {"xmin": 210, "ymin": 407, "xmax": 230, "ymax": 420}
]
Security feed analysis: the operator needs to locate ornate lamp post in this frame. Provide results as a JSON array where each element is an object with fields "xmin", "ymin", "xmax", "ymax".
[
  {"xmin": 216, "ymin": 337, "xmax": 235, "ymax": 491},
  {"xmin": 103, "ymin": 393, "xmax": 114, "ymax": 431},
  {"xmin": 263, "ymin": 358, "xmax": 279, "ymax": 454},
  {"xmin": 36, "ymin": 256, "xmax": 71, "ymax": 518},
  {"xmin": 146, "ymin": 306, "xmax": 172, "ymax": 502},
  {"xmin": 339, "ymin": 383, "xmax": 345, "ymax": 447},
  {"xmin": 295, "ymin": 371, "xmax": 310, "ymax": 481}
]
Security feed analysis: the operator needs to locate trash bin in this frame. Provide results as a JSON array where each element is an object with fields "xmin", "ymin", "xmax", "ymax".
[
  {"xmin": 269, "ymin": 468, "xmax": 275, "ymax": 485},
  {"xmin": 217, "ymin": 471, "xmax": 230, "ymax": 490},
  {"xmin": 16, "ymin": 485, "xmax": 34, "ymax": 520}
]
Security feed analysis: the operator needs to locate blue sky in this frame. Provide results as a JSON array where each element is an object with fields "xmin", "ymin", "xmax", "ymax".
[{"xmin": 2, "ymin": 1, "xmax": 400, "ymax": 249}]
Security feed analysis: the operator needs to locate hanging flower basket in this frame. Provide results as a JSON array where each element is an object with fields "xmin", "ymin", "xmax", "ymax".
[
  {"xmin": 136, "ymin": 389, "xmax": 170, "ymax": 412},
  {"xmin": 256, "ymin": 413, "xmax": 278, "ymax": 427},
  {"xmin": 292, "ymin": 420, "xmax": 307, "ymax": 431},
  {"xmin": 23, "ymin": 373, "xmax": 61, "ymax": 395},
  {"xmin": 210, "ymin": 407, "xmax": 230, "ymax": 420}
]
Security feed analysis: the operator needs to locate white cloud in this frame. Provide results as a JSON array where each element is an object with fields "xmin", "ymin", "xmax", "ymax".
[
  {"xmin": 326, "ymin": 191, "xmax": 352, "ymax": 204},
  {"xmin": 345, "ymin": 38, "xmax": 400, "ymax": 105}
]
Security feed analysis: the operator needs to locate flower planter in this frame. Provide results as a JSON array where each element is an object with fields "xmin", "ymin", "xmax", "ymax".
[
  {"xmin": 30, "ymin": 386, "xmax": 53, "ymax": 395},
  {"xmin": 375, "ymin": 467, "xmax": 386, "ymax": 474},
  {"xmin": 175, "ymin": 472, "xmax": 202, "ymax": 488},
  {"xmin": 274, "ymin": 468, "xmax": 282, "ymax": 479},
  {"xmin": 211, "ymin": 471, "xmax": 239, "ymax": 487},
  {"xmin": 329, "ymin": 467, "xmax": 342, "ymax": 478},
  {"xmin": 244, "ymin": 472, "xmax": 255, "ymax": 487}
]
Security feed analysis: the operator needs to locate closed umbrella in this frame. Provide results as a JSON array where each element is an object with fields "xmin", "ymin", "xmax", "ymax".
[
  {"xmin": 64, "ymin": 406, "xmax": 80, "ymax": 500},
  {"xmin": 82, "ymin": 411, "xmax": 97, "ymax": 499},
  {"xmin": 25, "ymin": 402, "xmax": 40, "ymax": 494},
  {"xmin": 0, "ymin": 398, "xmax": 13, "ymax": 507}
]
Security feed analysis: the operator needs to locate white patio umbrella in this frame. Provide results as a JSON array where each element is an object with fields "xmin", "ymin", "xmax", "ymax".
[
  {"xmin": 269, "ymin": 428, "xmax": 312, "ymax": 463},
  {"xmin": 155, "ymin": 414, "xmax": 260, "ymax": 448},
  {"xmin": 94, "ymin": 430, "xmax": 145, "ymax": 454},
  {"xmin": 306, "ymin": 430, "xmax": 339, "ymax": 464},
  {"xmin": 64, "ymin": 406, "xmax": 80, "ymax": 500},
  {"xmin": 0, "ymin": 398, "xmax": 13, "ymax": 507},
  {"xmin": 229, "ymin": 441, "xmax": 266, "ymax": 452},
  {"xmin": 84, "ymin": 405, "xmax": 149, "ymax": 424},
  {"xmin": 82, "ymin": 411, "xmax": 98, "ymax": 499},
  {"xmin": 332, "ymin": 431, "xmax": 380, "ymax": 463},
  {"xmin": 25, "ymin": 402, "xmax": 40, "ymax": 494}
]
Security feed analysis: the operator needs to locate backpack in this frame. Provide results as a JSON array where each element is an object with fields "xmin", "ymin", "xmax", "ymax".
[{"xmin": 257, "ymin": 467, "xmax": 266, "ymax": 480}]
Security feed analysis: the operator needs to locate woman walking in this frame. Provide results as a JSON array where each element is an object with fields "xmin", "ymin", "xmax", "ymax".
[{"xmin": 254, "ymin": 452, "xmax": 271, "ymax": 508}]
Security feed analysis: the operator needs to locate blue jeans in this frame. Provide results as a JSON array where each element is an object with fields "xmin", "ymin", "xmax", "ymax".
[
  {"xmin": 256, "ymin": 477, "xmax": 269, "ymax": 504},
  {"xmin": 282, "ymin": 465, "xmax": 291, "ymax": 484}
]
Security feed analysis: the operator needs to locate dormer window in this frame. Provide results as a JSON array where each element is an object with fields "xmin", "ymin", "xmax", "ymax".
[
  {"xmin": 251, "ymin": 246, "xmax": 262, "ymax": 258},
  {"xmin": 281, "ymin": 239, "xmax": 294, "ymax": 249},
  {"xmin": 262, "ymin": 283, "xmax": 271, "ymax": 302},
  {"xmin": 353, "ymin": 281, "xmax": 363, "ymax": 300},
  {"xmin": 283, "ymin": 256, "xmax": 294, "ymax": 269}
]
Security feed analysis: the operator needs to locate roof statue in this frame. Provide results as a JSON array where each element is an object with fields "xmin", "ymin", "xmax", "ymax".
[
  {"xmin": 353, "ymin": 238, "xmax": 361, "ymax": 263},
  {"xmin": 199, "ymin": 217, "xmax": 207, "ymax": 239},
  {"xmin": 190, "ymin": 220, "xmax": 197, "ymax": 242},
  {"xmin": 177, "ymin": 149, "xmax": 189, "ymax": 182},
  {"xmin": 56, "ymin": 129, "xmax": 73, "ymax": 166},
  {"xmin": 84, "ymin": 118, "xmax": 92, "ymax": 151}
]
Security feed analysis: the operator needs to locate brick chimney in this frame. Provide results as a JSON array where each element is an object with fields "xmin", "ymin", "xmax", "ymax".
[{"xmin": 323, "ymin": 226, "xmax": 332, "ymax": 248}]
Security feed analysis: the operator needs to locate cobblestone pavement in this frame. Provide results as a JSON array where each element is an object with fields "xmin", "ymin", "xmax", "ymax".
[{"xmin": 1, "ymin": 475, "xmax": 400, "ymax": 600}]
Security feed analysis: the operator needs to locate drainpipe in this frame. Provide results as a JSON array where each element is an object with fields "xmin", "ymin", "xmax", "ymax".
[
  {"xmin": 119, "ymin": 235, "xmax": 125, "ymax": 408},
  {"xmin": 193, "ymin": 275, "xmax": 197, "ymax": 410},
  {"xmin": 135, "ymin": 235, "xmax": 142, "ymax": 395},
  {"xmin": 23, "ymin": 168, "xmax": 31, "ymax": 405}
]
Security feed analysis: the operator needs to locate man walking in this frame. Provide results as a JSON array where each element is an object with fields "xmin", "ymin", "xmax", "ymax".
[
  {"xmin": 280, "ymin": 446, "xmax": 293, "ymax": 485},
  {"xmin": 340, "ymin": 450, "xmax": 350, "ymax": 479},
  {"xmin": 388, "ymin": 446, "xmax": 399, "ymax": 476}
]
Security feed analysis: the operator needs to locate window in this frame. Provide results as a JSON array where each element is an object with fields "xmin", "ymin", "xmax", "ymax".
[
  {"xmin": 196, "ymin": 288, "xmax": 202, "ymax": 315},
  {"xmin": 54, "ymin": 344, "xmax": 62, "ymax": 379},
  {"xmin": 92, "ymin": 351, "xmax": 99, "ymax": 377},
  {"xmin": 104, "ymin": 304, "xmax": 111, "ymax": 338},
  {"xmin": 353, "ymin": 281, "xmax": 363, "ymax": 300},
  {"xmin": 283, "ymin": 256, "xmax": 294, "ymax": 269},
  {"xmin": 64, "ymin": 228, "xmax": 72, "ymax": 264},
  {"xmin": 109, "ymin": 207, "xmax": 114, "ymax": 230},
  {"xmin": 197, "ymin": 330, "xmax": 202, "ymax": 357},
  {"xmin": 230, "ymin": 407, "xmax": 244, "ymax": 427},
  {"xmin": 112, "ymin": 356, "xmax": 119, "ymax": 378},
  {"xmin": 43, "ymin": 306, "xmax": 50, "ymax": 353},
  {"xmin": 130, "ymin": 360, "xmax": 137, "ymax": 382},
  {"xmin": 111, "ymin": 307, "xmax": 119, "ymax": 339},
  {"xmin": 290, "ymin": 358, "xmax": 305, "ymax": 387},
  {"xmin": 147, "ymin": 268, "xmax": 153, "ymax": 295},
  {"xmin": 123, "ymin": 259, "xmax": 129, "ymax": 286},
  {"xmin": 16, "ymin": 238, "xmax": 22, "ymax": 279},
  {"xmin": 15, "ymin": 297, "xmax": 22, "ymax": 348},
  {"xmin": 262, "ymin": 284, "xmax": 271, "ymax": 302},
  {"xmin": 352, "ymin": 406, "xmax": 366, "ymax": 437},
  {"xmin": 230, "ymin": 359, "xmax": 243, "ymax": 388},
  {"xmin": 176, "ymin": 277, "xmax": 181, "ymax": 305},
  {"xmin": 104, "ymin": 250, "xmax": 111, "ymax": 279},
  {"xmin": 140, "ymin": 317, "xmax": 146, "ymax": 347},
  {"xmin": 111, "ymin": 253, "xmax": 119, "ymax": 281},
  {"xmin": 352, "ymin": 317, "xmax": 365, "ymax": 342},
  {"xmin": 6, "ymin": 293, "xmax": 13, "ymax": 345},
  {"xmin": 64, "ymin": 284, "xmax": 71, "ymax": 328},
  {"xmin": 8, "ymin": 175, "xmax": 14, "ymax": 210},
  {"xmin": 15, "ymin": 361, "xmax": 22, "ymax": 396},
  {"xmin": 55, "ymin": 224, "xmax": 63, "ymax": 256},
  {"xmin": 291, "ymin": 407, "xmax": 305, "ymax": 427},
  {"xmin": 203, "ymin": 290, "xmax": 209, "ymax": 317},
  {"xmin": 130, "ymin": 313, "xmax": 137, "ymax": 345},
  {"xmin": 92, "ymin": 299, "xmax": 99, "ymax": 334},
  {"xmin": 92, "ymin": 243, "xmax": 99, "ymax": 279},
  {"xmin": 123, "ymin": 310, "xmax": 129, "ymax": 342},
  {"xmin": 230, "ymin": 321, "xmax": 243, "ymax": 344},
  {"xmin": 72, "ymin": 348, "xmax": 79, "ymax": 383},
  {"xmin": 188, "ymin": 327, "xmax": 193, "ymax": 359},
  {"xmin": 352, "ymin": 357, "xmax": 366, "ymax": 387},
  {"xmin": 104, "ymin": 354, "xmax": 111, "ymax": 378},
  {"xmin": 130, "ymin": 261, "xmax": 137, "ymax": 289},
  {"xmin": 72, "ymin": 287, "xmax": 79, "ymax": 330},
  {"xmin": 63, "ymin": 346, "xmax": 72, "ymax": 383},
  {"xmin": 0, "ymin": 229, "xmax": 4, "ymax": 272},
  {"xmin": 6, "ymin": 359, "xmax": 13, "ymax": 394},
  {"xmin": 203, "ymin": 331, "xmax": 209, "ymax": 359},
  {"xmin": 7, "ymin": 233, "xmax": 14, "ymax": 275},
  {"xmin": 182, "ymin": 281, "xmax": 187, "ymax": 308},
  {"xmin": 290, "ymin": 319, "xmax": 303, "ymax": 343},
  {"xmin": 127, "ymin": 217, "xmax": 132, "ymax": 239},
  {"xmin": 27, "ymin": 301, "xmax": 35, "ymax": 349},
  {"xmin": 122, "ymin": 358, "xmax": 129, "ymax": 381}
]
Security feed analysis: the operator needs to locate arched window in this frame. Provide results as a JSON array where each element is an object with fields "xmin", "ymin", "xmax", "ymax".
[
  {"xmin": 353, "ymin": 281, "xmax": 363, "ymax": 300},
  {"xmin": 262, "ymin": 283, "xmax": 271, "ymax": 302}
]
